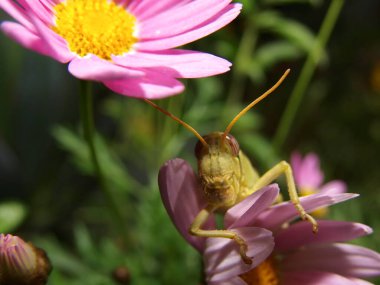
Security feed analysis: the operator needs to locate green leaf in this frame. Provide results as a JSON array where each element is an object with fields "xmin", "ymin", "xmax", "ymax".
[
  {"xmin": 74, "ymin": 223, "xmax": 97, "ymax": 263},
  {"xmin": 37, "ymin": 237, "xmax": 89, "ymax": 275},
  {"xmin": 239, "ymin": 0, "xmax": 255, "ymax": 14},
  {"xmin": 245, "ymin": 62, "xmax": 266, "ymax": 84},
  {"xmin": 0, "ymin": 201, "xmax": 27, "ymax": 232},
  {"xmin": 52, "ymin": 126, "xmax": 91, "ymax": 173},
  {"xmin": 52, "ymin": 126, "xmax": 140, "ymax": 193},
  {"xmin": 219, "ymin": 104, "xmax": 264, "ymax": 134},
  {"xmin": 38, "ymin": 236, "xmax": 116, "ymax": 285},
  {"xmin": 257, "ymin": 11, "xmax": 323, "ymax": 56},
  {"xmin": 254, "ymin": 41, "xmax": 303, "ymax": 71}
]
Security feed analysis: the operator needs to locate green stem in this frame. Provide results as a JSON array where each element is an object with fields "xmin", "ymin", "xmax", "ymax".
[
  {"xmin": 272, "ymin": 0, "xmax": 345, "ymax": 151},
  {"xmin": 79, "ymin": 81, "xmax": 127, "ymax": 240},
  {"xmin": 80, "ymin": 81, "xmax": 100, "ymax": 176},
  {"xmin": 226, "ymin": 16, "xmax": 259, "ymax": 104}
]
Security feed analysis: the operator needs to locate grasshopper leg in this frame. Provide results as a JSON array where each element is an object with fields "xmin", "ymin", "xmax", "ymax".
[
  {"xmin": 253, "ymin": 161, "xmax": 318, "ymax": 233},
  {"xmin": 189, "ymin": 205, "xmax": 252, "ymax": 264}
]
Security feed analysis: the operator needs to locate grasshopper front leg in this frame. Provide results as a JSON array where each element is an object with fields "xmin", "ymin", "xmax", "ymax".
[
  {"xmin": 189, "ymin": 205, "xmax": 252, "ymax": 264},
  {"xmin": 253, "ymin": 161, "xmax": 318, "ymax": 233}
]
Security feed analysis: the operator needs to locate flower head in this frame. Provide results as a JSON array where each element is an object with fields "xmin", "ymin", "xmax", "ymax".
[
  {"xmin": 209, "ymin": 220, "xmax": 380, "ymax": 285},
  {"xmin": 291, "ymin": 151, "xmax": 347, "ymax": 195},
  {"xmin": 291, "ymin": 152, "xmax": 347, "ymax": 217},
  {"xmin": 158, "ymin": 159, "xmax": 359, "ymax": 284},
  {"xmin": 0, "ymin": 234, "xmax": 52, "ymax": 285},
  {"xmin": 1, "ymin": 0, "xmax": 241, "ymax": 98}
]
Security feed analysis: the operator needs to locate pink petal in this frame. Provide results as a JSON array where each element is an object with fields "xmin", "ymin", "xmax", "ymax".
[
  {"xmin": 136, "ymin": 3, "xmax": 242, "ymax": 50},
  {"xmin": 204, "ymin": 227, "xmax": 274, "ymax": 283},
  {"xmin": 254, "ymin": 192, "xmax": 359, "ymax": 231},
  {"xmin": 224, "ymin": 184, "xmax": 279, "ymax": 229},
  {"xmin": 22, "ymin": 0, "xmax": 54, "ymax": 25},
  {"xmin": 0, "ymin": 0, "xmax": 36, "ymax": 32},
  {"xmin": 303, "ymin": 153, "xmax": 324, "ymax": 187},
  {"xmin": 275, "ymin": 221, "xmax": 373, "ymax": 253},
  {"xmin": 320, "ymin": 180, "xmax": 347, "ymax": 195},
  {"xmin": 348, "ymin": 278, "xmax": 375, "ymax": 285},
  {"xmin": 27, "ymin": 12, "xmax": 74, "ymax": 63},
  {"xmin": 290, "ymin": 152, "xmax": 303, "ymax": 178},
  {"xmin": 283, "ymin": 270, "xmax": 362, "ymax": 285},
  {"xmin": 103, "ymin": 68, "xmax": 184, "ymax": 98},
  {"xmin": 68, "ymin": 56, "xmax": 144, "ymax": 81},
  {"xmin": 112, "ymin": 50, "xmax": 231, "ymax": 78},
  {"xmin": 283, "ymin": 244, "xmax": 380, "ymax": 278},
  {"xmin": 39, "ymin": 0, "xmax": 59, "ymax": 10},
  {"xmin": 291, "ymin": 152, "xmax": 324, "ymax": 189},
  {"xmin": 139, "ymin": 0, "xmax": 231, "ymax": 39},
  {"xmin": 1, "ymin": 22, "xmax": 53, "ymax": 57},
  {"xmin": 158, "ymin": 159, "xmax": 215, "ymax": 252},
  {"xmin": 128, "ymin": 0, "xmax": 190, "ymax": 21},
  {"xmin": 209, "ymin": 277, "xmax": 247, "ymax": 285},
  {"xmin": 1, "ymin": 1, "xmax": 73, "ymax": 62}
]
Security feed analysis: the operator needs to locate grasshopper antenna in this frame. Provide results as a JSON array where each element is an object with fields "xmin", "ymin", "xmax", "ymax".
[
  {"xmin": 144, "ymin": 99, "xmax": 209, "ymax": 148},
  {"xmin": 222, "ymin": 69, "xmax": 291, "ymax": 142}
]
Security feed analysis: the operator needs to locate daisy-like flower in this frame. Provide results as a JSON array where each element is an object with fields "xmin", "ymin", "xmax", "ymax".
[
  {"xmin": 291, "ymin": 151, "xmax": 347, "ymax": 196},
  {"xmin": 158, "ymin": 158, "xmax": 361, "ymax": 284},
  {"xmin": 291, "ymin": 151, "xmax": 347, "ymax": 217},
  {"xmin": 0, "ymin": 233, "xmax": 52, "ymax": 285},
  {"xmin": 1, "ymin": 0, "xmax": 241, "ymax": 98},
  {"xmin": 208, "ymin": 219, "xmax": 380, "ymax": 285}
]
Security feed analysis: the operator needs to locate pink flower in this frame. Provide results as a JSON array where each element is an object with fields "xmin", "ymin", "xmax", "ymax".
[
  {"xmin": 158, "ymin": 158, "xmax": 361, "ymax": 284},
  {"xmin": 291, "ymin": 151, "xmax": 347, "ymax": 196},
  {"xmin": 0, "ymin": 233, "xmax": 51, "ymax": 284},
  {"xmin": 207, "ymin": 220, "xmax": 380, "ymax": 285},
  {"xmin": 291, "ymin": 151, "xmax": 348, "ymax": 217},
  {"xmin": 271, "ymin": 221, "xmax": 380, "ymax": 285},
  {"xmin": 1, "ymin": 0, "xmax": 241, "ymax": 98}
]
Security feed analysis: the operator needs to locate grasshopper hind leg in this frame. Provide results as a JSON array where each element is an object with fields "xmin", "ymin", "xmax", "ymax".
[{"xmin": 189, "ymin": 205, "xmax": 252, "ymax": 264}]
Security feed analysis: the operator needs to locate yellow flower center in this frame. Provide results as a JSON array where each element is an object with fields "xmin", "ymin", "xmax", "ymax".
[
  {"xmin": 299, "ymin": 187, "xmax": 317, "ymax": 196},
  {"xmin": 240, "ymin": 257, "xmax": 279, "ymax": 285},
  {"xmin": 300, "ymin": 187, "xmax": 328, "ymax": 217},
  {"xmin": 52, "ymin": 0, "xmax": 137, "ymax": 60}
]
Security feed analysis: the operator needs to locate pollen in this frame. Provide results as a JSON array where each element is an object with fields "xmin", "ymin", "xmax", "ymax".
[
  {"xmin": 239, "ymin": 256, "xmax": 279, "ymax": 285},
  {"xmin": 52, "ymin": 0, "xmax": 137, "ymax": 60}
]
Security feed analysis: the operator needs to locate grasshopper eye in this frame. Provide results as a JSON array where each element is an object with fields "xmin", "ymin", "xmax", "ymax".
[
  {"xmin": 194, "ymin": 138, "xmax": 207, "ymax": 159},
  {"xmin": 225, "ymin": 134, "xmax": 240, "ymax": 156}
]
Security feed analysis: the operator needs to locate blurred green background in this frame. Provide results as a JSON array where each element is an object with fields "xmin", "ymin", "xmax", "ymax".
[{"xmin": 1, "ymin": 0, "xmax": 380, "ymax": 284}]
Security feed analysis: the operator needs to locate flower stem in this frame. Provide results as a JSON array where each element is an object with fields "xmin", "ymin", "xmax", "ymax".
[
  {"xmin": 272, "ymin": 0, "xmax": 345, "ymax": 151},
  {"xmin": 226, "ymin": 15, "xmax": 259, "ymax": 104},
  {"xmin": 79, "ymin": 81, "xmax": 127, "ymax": 239}
]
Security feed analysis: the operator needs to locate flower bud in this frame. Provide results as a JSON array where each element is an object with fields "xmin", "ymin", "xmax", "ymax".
[
  {"xmin": 112, "ymin": 266, "xmax": 131, "ymax": 285},
  {"xmin": 0, "ymin": 234, "xmax": 52, "ymax": 285}
]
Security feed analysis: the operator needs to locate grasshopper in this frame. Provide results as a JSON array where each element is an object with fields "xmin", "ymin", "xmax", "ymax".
[{"xmin": 145, "ymin": 69, "xmax": 318, "ymax": 264}]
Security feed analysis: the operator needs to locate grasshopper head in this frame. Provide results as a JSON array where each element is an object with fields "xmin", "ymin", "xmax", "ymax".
[
  {"xmin": 194, "ymin": 132, "xmax": 240, "ymax": 159},
  {"xmin": 194, "ymin": 132, "xmax": 241, "ymax": 208}
]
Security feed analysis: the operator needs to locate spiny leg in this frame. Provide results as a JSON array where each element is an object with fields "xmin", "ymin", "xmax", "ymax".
[
  {"xmin": 189, "ymin": 205, "xmax": 252, "ymax": 264},
  {"xmin": 253, "ymin": 161, "xmax": 318, "ymax": 233}
]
